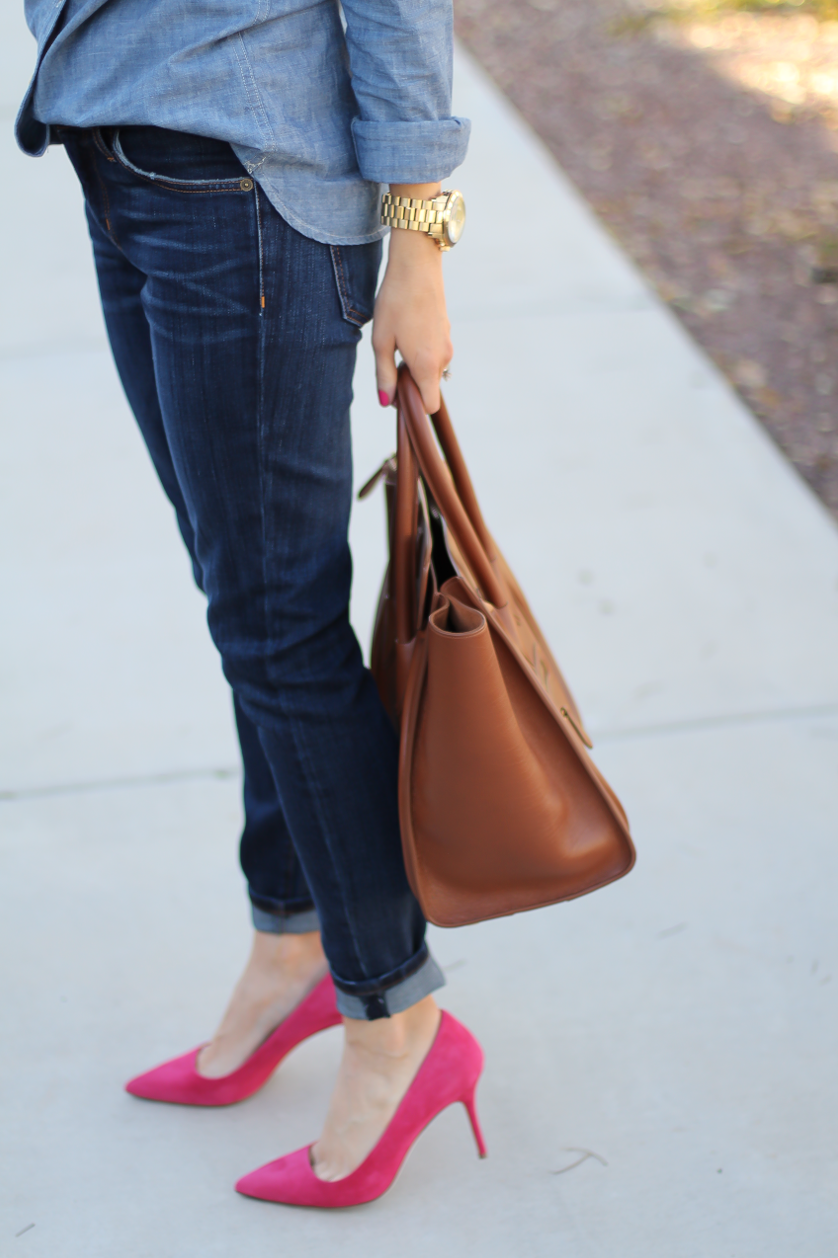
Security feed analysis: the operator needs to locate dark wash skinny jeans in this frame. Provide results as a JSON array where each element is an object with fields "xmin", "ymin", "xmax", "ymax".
[{"xmin": 61, "ymin": 125, "xmax": 443, "ymax": 1019}]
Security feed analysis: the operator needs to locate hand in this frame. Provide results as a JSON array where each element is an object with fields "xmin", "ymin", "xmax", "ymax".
[{"xmin": 372, "ymin": 183, "xmax": 453, "ymax": 416}]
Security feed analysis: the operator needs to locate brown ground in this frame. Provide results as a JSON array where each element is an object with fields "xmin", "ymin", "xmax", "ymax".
[{"xmin": 454, "ymin": 0, "xmax": 838, "ymax": 518}]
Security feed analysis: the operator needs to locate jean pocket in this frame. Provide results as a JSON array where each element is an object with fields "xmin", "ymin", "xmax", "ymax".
[
  {"xmin": 110, "ymin": 130, "xmax": 254, "ymax": 195},
  {"xmin": 330, "ymin": 241, "xmax": 383, "ymax": 328}
]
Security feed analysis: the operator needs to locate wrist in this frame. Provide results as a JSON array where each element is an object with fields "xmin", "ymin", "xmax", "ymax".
[
  {"xmin": 381, "ymin": 184, "xmax": 466, "ymax": 254},
  {"xmin": 386, "ymin": 225, "xmax": 443, "ymax": 270},
  {"xmin": 384, "ymin": 185, "xmax": 444, "ymax": 269}
]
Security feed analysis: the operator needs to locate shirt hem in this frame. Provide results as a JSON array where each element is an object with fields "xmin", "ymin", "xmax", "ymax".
[{"xmin": 247, "ymin": 174, "xmax": 387, "ymax": 247}]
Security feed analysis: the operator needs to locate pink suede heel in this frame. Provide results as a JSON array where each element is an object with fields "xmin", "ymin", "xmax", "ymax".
[
  {"xmin": 235, "ymin": 1009, "xmax": 486, "ymax": 1207},
  {"xmin": 125, "ymin": 973, "xmax": 341, "ymax": 1106}
]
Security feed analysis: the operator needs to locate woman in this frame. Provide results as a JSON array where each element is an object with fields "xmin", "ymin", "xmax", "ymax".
[{"xmin": 17, "ymin": 0, "xmax": 484, "ymax": 1208}]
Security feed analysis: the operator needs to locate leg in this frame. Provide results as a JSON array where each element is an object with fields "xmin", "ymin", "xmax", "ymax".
[
  {"xmin": 70, "ymin": 126, "xmax": 445, "ymax": 1169},
  {"xmin": 84, "ymin": 193, "xmax": 316, "ymax": 940},
  {"xmin": 201, "ymin": 698, "xmax": 328, "ymax": 1077},
  {"xmin": 63, "ymin": 129, "xmax": 325, "ymax": 1072},
  {"xmin": 233, "ymin": 694, "xmax": 319, "ymax": 936},
  {"xmin": 85, "ymin": 125, "xmax": 439, "ymax": 1013}
]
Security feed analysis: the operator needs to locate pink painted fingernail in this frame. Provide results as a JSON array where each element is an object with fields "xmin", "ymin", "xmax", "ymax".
[{"xmin": 378, "ymin": 389, "xmax": 390, "ymax": 408}]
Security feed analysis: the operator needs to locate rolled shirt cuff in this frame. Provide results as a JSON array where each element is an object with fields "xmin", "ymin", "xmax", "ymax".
[{"xmin": 352, "ymin": 116, "xmax": 471, "ymax": 186}]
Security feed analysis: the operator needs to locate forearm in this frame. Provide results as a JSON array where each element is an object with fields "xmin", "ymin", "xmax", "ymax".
[{"xmin": 373, "ymin": 181, "xmax": 451, "ymax": 414}]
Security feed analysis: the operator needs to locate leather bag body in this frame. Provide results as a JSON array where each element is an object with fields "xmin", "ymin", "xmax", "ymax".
[{"xmin": 362, "ymin": 366, "xmax": 635, "ymax": 928}]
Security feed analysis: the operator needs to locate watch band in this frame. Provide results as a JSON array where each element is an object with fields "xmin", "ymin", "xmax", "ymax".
[{"xmin": 380, "ymin": 193, "xmax": 450, "ymax": 249}]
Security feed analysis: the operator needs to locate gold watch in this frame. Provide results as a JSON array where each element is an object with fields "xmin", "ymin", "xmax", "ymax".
[{"xmin": 380, "ymin": 189, "xmax": 466, "ymax": 252}]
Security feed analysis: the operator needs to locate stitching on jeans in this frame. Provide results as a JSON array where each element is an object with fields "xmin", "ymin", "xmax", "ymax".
[
  {"xmin": 130, "ymin": 181, "xmax": 246, "ymax": 195},
  {"xmin": 243, "ymin": 189, "xmax": 365, "ymax": 971},
  {"xmin": 246, "ymin": 244, "xmax": 343, "ymax": 967},
  {"xmin": 330, "ymin": 245, "xmax": 366, "ymax": 325},
  {"xmin": 110, "ymin": 134, "xmax": 247, "ymax": 194},
  {"xmin": 283, "ymin": 823, "xmax": 299, "ymax": 908},
  {"xmin": 288, "ymin": 709, "xmax": 368, "ymax": 980},
  {"xmin": 73, "ymin": 139, "xmax": 123, "ymax": 254},
  {"xmin": 250, "ymin": 255, "xmax": 312, "ymax": 939},
  {"xmin": 91, "ymin": 127, "xmax": 116, "ymax": 161},
  {"xmin": 253, "ymin": 244, "xmax": 366, "ymax": 982},
  {"xmin": 255, "ymin": 186, "xmax": 265, "ymax": 313},
  {"xmin": 92, "ymin": 149, "xmax": 119, "ymax": 246},
  {"xmin": 332, "ymin": 246, "xmax": 365, "ymax": 322},
  {"xmin": 114, "ymin": 168, "xmax": 246, "ymax": 195},
  {"xmin": 255, "ymin": 206, "xmax": 275, "ymax": 917}
]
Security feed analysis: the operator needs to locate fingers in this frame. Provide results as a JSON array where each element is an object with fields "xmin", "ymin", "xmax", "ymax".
[
  {"xmin": 373, "ymin": 346, "xmax": 450, "ymax": 415},
  {"xmin": 371, "ymin": 239, "xmax": 452, "ymax": 413},
  {"xmin": 372, "ymin": 325, "xmax": 398, "ymax": 408},
  {"xmin": 407, "ymin": 329, "xmax": 453, "ymax": 414},
  {"xmin": 412, "ymin": 359, "xmax": 442, "ymax": 417},
  {"xmin": 372, "ymin": 331, "xmax": 449, "ymax": 414}
]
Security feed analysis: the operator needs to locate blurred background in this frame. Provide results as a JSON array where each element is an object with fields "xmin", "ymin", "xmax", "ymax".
[{"xmin": 456, "ymin": 0, "xmax": 838, "ymax": 515}]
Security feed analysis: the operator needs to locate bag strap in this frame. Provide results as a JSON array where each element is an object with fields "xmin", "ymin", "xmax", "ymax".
[
  {"xmin": 396, "ymin": 366, "xmax": 508, "ymax": 611},
  {"xmin": 428, "ymin": 395, "xmax": 497, "ymax": 564}
]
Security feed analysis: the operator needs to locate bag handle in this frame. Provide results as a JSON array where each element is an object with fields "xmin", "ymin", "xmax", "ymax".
[
  {"xmin": 396, "ymin": 366, "xmax": 508, "ymax": 611},
  {"xmin": 394, "ymin": 403, "xmax": 420, "ymax": 646}
]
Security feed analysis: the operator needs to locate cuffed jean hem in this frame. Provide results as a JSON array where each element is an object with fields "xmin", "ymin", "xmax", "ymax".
[
  {"xmin": 333, "ymin": 952, "xmax": 446, "ymax": 1020},
  {"xmin": 251, "ymin": 904, "xmax": 322, "ymax": 935}
]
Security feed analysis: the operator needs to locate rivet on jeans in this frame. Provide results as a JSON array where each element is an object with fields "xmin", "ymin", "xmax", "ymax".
[{"xmin": 240, "ymin": 178, "xmax": 254, "ymax": 191}]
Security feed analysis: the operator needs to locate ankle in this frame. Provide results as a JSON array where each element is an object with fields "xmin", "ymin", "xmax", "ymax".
[
  {"xmin": 343, "ymin": 996, "xmax": 440, "ymax": 1061},
  {"xmin": 196, "ymin": 932, "xmax": 328, "ymax": 1078},
  {"xmin": 309, "ymin": 998, "xmax": 442, "ymax": 1182},
  {"xmin": 249, "ymin": 929, "xmax": 326, "ymax": 978}
]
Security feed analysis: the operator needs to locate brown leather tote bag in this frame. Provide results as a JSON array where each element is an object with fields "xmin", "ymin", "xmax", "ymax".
[{"xmin": 359, "ymin": 365, "xmax": 635, "ymax": 928}]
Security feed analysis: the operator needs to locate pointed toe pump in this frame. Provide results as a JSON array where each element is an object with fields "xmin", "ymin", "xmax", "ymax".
[
  {"xmin": 235, "ymin": 1009, "xmax": 486, "ymax": 1208},
  {"xmin": 125, "ymin": 973, "xmax": 342, "ymax": 1107}
]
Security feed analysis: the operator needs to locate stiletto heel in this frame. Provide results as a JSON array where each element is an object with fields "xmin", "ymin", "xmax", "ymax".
[
  {"xmin": 235, "ymin": 1010, "xmax": 487, "ymax": 1207},
  {"xmin": 124, "ymin": 973, "xmax": 341, "ymax": 1107},
  {"xmin": 462, "ymin": 1084, "xmax": 488, "ymax": 1158}
]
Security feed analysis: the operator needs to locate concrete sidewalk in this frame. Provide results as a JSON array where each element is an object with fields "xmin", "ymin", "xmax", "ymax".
[{"xmin": 2, "ymin": 8, "xmax": 838, "ymax": 1254}]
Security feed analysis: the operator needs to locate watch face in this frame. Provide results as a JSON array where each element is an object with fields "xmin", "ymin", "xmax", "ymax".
[{"xmin": 444, "ymin": 191, "xmax": 466, "ymax": 245}]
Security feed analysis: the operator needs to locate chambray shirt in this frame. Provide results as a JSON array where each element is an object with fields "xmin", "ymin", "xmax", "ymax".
[{"xmin": 16, "ymin": 0, "xmax": 470, "ymax": 244}]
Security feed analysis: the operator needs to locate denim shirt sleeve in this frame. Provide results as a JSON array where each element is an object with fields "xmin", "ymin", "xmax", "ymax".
[{"xmin": 341, "ymin": 0, "xmax": 471, "ymax": 184}]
